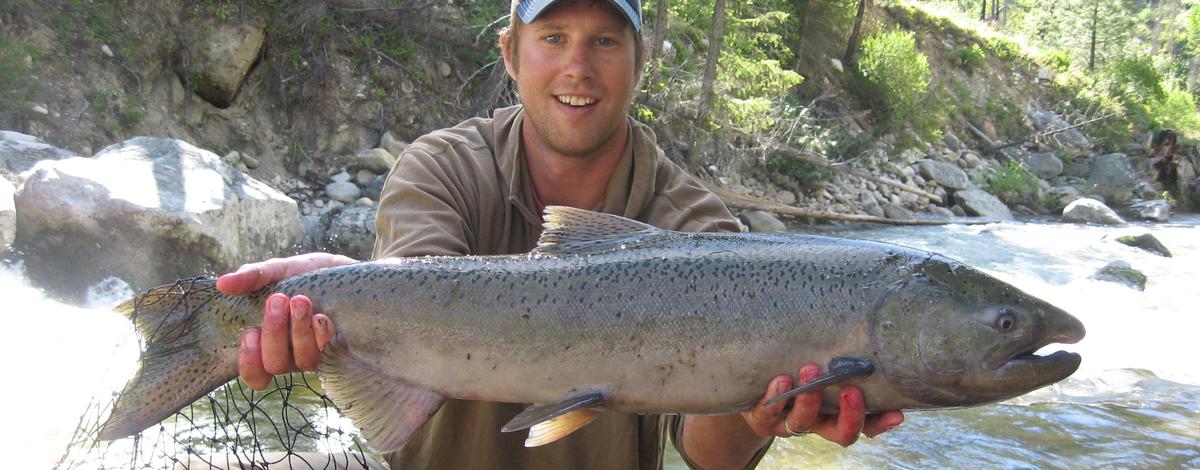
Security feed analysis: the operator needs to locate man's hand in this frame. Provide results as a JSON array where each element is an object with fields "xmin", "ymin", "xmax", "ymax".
[
  {"xmin": 740, "ymin": 363, "xmax": 904, "ymax": 446},
  {"xmin": 215, "ymin": 253, "xmax": 356, "ymax": 390}
]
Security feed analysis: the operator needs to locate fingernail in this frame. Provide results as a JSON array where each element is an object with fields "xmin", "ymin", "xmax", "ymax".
[
  {"xmin": 269, "ymin": 295, "xmax": 285, "ymax": 316},
  {"xmin": 291, "ymin": 299, "xmax": 307, "ymax": 320},
  {"xmin": 244, "ymin": 330, "xmax": 259, "ymax": 349},
  {"xmin": 776, "ymin": 377, "xmax": 792, "ymax": 395},
  {"xmin": 315, "ymin": 317, "xmax": 329, "ymax": 351}
]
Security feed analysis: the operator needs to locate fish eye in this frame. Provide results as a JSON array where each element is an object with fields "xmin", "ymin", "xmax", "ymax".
[{"xmin": 995, "ymin": 313, "xmax": 1016, "ymax": 332}]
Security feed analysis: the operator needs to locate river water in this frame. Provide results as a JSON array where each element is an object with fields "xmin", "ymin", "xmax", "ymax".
[{"xmin": 4, "ymin": 216, "xmax": 1198, "ymax": 468}]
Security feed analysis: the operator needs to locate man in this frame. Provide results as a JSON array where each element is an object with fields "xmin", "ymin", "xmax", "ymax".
[{"xmin": 216, "ymin": 0, "xmax": 903, "ymax": 468}]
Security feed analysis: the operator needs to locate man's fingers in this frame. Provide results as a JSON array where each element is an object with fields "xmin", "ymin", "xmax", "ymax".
[
  {"xmin": 740, "ymin": 374, "xmax": 791, "ymax": 437},
  {"xmin": 260, "ymin": 294, "xmax": 296, "ymax": 375},
  {"xmin": 289, "ymin": 296, "xmax": 320, "ymax": 371},
  {"xmin": 863, "ymin": 410, "xmax": 904, "ymax": 438},
  {"xmin": 814, "ymin": 387, "xmax": 866, "ymax": 447},
  {"xmin": 217, "ymin": 253, "xmax": 358, "ymax": 295},
  {"xmin": 314, "ymin": 314, "xmax": 334, "ymax": 352},
  {"xmin": 781, "ymin": 363, "xmax": 823, "ymax": 435},
  {"xmin": 238, "ymin": 329, "xmax": 272, "ymax": 391}
]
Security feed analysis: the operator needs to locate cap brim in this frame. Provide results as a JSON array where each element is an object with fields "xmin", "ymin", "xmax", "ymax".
[{"xmin": 516, "ymin": 0, "xmax": 641, "ymax": 31}]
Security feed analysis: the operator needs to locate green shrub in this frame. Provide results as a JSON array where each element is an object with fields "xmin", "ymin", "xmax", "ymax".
[
  {"xmin": 951, "ymin": 44, "xmax": 986, "ymax": 72},
  {"xmin": 1043, "ymin": 50, "xmax": 1072, "ymax": 73},
  {"xmin": 0, "ymin": 35, "xmax": 41, "ymax": 114},
  {"xmin": 983, "ymin": 161, "xmax": 1038, "ymax": 205},
  {"xmin": 1102, "ymin": 57, "xmax": 1165, "ymax": 102},
  {"xmin": 856, "ymin": 30, "xmax": 931, "ymax": 125},
  {"xmin": 1148, "ymin": 83, "xmax": 1200, "ymax": 137},
  {"xmin": 986, "ymin": 38, "xmax": 1019, "ymax": 61}
]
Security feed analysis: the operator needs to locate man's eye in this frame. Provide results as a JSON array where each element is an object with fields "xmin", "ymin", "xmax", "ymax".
[
  {"xmin": 543, "ymin": 34, "xmax": 562, "ymax": 44},
  {"xmin": 596, "ymin": 37, "xmax": 615, "ymax": 47}
]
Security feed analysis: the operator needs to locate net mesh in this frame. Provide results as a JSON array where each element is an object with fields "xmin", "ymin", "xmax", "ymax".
[{"xmin": 57, "ymin": 366, "xmax": 380, "ymax": 469}]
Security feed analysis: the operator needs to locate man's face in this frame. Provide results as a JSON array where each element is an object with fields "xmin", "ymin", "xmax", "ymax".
[{"xmin": 502, "ymin": 0, "xmax": 639, "ymax": 158}]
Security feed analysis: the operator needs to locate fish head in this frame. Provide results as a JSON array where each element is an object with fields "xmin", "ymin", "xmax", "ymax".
[{"xmin": 870, "ymin": 255, "xmax": 1085, "ymax": 408}]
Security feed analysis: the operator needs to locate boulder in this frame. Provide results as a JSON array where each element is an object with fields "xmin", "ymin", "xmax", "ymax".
[
  {"xmin": 1047, "ymin": 185, "xmax": 1084, "ymax": 212},
  {"xmin": 1028, "ymin": 110, "xmax": 1092, "ymax": 155},
  {"xmin": 1116, "ymin": 233, "xmax": 1172, "ymax": 257},
  {"xmin": 1022, "ymin": 152, "xmax": 1063, "ymax": 179},
  {"xmin": 365, "ymin": 174, "xmax": 387, "ymax": 201},
  {"xmin": 860, "ymin": 192, "xmax": 884, "ymax": 218},
  {"xmin": 380, "ymin": 131, "xmax": 408, "ymax": 158},
  {"xmin": 357, "ymin": 148, "xmax": 396, "ymax": 174},
  {"xmin": 917, "ymin": 160, "xmax": 970, "ymax": 190},
  {"xmin": 1, "ymin": 131, "xmax": 75, "ymax": 176},
  {"xmin": 0, "ymin": 178, "xmax": 14, "ymax": 251},
  {"xmin": 1091, "ymin": 260, "xmax": 1146, "ymax": 291},
  {"xmin": 15, "ymin": 137, "xmax": 301, "ymax": 301},
  {"xmin": 179, "ymin": 22, "xmax": 266, "ymax": 107},
  {"xmin": 1061, "ymin": 198, "xmax": 1124, "ymax": 225},
  {"xmin": 325, "ymin": 181, "xmax": 362, "ymax": 203},
  {"xmin": 883, "ymin": 204, "xmax": 915, "ymax": 222},
  {"xmin": 952, "ymin": 189, "xmax": 1014, "ymax": 220},
  {"xmin": 1129, "ymin": 199, "xmax": 1170, "ymax": 222},
  {"xmin": 319, "ymin": 205, "xmax": 377, "ymax": 260},
  {"xmin": 739, "ymin": 210, "xmax": 787, "ymax": 233},
  {"xmin": 1087, "ymin": 153, "xmax": 1137, "ymax": 205}
]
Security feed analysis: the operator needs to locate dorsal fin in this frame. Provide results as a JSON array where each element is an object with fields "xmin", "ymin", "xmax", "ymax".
[{"xmin": 534, "ymin": 206, "xmax": 667, "ymax": 255}]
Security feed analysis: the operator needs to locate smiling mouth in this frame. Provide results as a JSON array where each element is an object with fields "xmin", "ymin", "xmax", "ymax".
[{"xmin": 556, "ymin": 95, "xmax": 596, "ymax": 107}]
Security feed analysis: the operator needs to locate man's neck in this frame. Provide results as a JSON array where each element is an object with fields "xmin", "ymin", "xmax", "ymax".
[{"xmin": 521, "ymin": 120, "xmax": 629, "ymax": 210}]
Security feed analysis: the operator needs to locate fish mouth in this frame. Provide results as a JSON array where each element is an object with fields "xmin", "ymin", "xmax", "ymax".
[{"xmin": 995, "ymin": 321, "xmax": 1085, "ymax": 384}]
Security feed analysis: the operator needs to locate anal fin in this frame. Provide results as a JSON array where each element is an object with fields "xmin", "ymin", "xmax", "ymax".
[
  {"xmin": 319, "ymin": 337, "xmax": 445, "ymax": 453},
  {"xmin": 502, "ymin": 391, "xmax": 605, "ymax": 446},
  {"xmin": 525, "ymin": 409, "xmax": 600, "ymax": 447}
]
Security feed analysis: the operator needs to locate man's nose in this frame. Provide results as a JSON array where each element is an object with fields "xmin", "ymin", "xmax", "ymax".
[{"xmin": 562, "ymin": 42, "xmax": 595, "ymax": 80}]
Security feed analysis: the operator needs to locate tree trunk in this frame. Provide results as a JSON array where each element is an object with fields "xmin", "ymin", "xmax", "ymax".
[
  {"xmin": 980, "ymin": 0, "xmax": 987, "ymax": 21},
  {"xmin": 695, "ymin": 0, "xmax": 726, "ymax": 133},
  {"xmin": 844, "ymin": 0, "xmax": 871, "ymax": 68},
  {"xmin": 1088, "ymin": 0, "xmax": 1099, "ymax": 71},
  {"xmin": 649, "ymin": 0, "xmax": 670, "ymax": 65},
  {"xmin": 791, "ymin": 0, "xmax": 811, "ymax": 72}
]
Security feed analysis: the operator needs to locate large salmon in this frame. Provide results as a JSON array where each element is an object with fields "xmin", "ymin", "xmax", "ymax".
[{"xmin": 98, "ymin": 206, "xmax": 1084, "ymax": 450}]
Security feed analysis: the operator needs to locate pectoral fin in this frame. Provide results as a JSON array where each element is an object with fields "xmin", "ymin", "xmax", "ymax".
[
  {"xmin": 761, "ymin": 357, "xmax": 876, "ymax": 408},
  {"xmin": 502, "ymin": 391, "xmax": 605, "ymax": 447},
  {"xmin": 319, "ymin": 337, "xmax": 445, "ymax": 453}
]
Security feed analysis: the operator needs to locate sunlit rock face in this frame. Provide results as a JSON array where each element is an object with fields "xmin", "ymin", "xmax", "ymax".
[{"xmin": 14, "ymin": 137, "xmax": 301, "ymax": 302}]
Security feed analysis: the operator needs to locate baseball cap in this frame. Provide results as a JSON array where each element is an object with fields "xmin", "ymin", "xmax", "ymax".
[{"xmin": 515, "ymin": 0, "xmax": 642, "ymax": 32}]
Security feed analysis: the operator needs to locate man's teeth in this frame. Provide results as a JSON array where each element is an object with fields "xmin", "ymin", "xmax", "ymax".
[{"xmin": 557, "ymin": 95, "xmax": 596, "ymax": 106}]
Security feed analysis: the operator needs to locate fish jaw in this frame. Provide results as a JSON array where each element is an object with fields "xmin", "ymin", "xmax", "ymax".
[{"xmin": 975, "ymin": 301, "xmax": 1085, "ymax": 396}]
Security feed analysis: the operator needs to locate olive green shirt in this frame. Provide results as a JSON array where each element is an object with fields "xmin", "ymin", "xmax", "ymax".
[{"xmin": 371, "ymin": 105, "xmax": 765, "ymax": 469}]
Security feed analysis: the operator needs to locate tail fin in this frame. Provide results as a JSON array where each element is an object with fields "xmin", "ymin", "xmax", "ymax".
[{"xmin": 98, "ymin": 276, "xmax": 246, "ymax": 440}]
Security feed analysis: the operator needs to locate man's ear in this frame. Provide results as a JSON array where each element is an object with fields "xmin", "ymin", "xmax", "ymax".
[{"xmin": 499, "ymin": 27, "xmax": 518, "ymax": 80}]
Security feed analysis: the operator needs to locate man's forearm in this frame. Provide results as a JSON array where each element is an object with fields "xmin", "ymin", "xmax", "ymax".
[{"xmin": 679, "ymin": 414, "xmax": 773, "ymax": 470}]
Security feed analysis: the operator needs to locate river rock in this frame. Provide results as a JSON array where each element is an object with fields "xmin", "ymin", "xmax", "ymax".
[
  {"xmin": 357, "ymin": 148, "xmax": 396, "ymax": 174},
  {"xmin": 1087, "ymin": 153, "xmax": 1137, "ymax": 205},
  {"xmin": 179, "ymin": 21, "xmax": 266, "ymax": 107},
  {"xmin": 1, "ymin": 131, "xmax": 75, "ymax": 176},
  {"xmin": 860, "ymin": 192, "xmax": 885, "ymax": 218},
  {"xmin": 1130, "ymin": 199, "xmax": 1170, "ymax": 222},
  {"xmin": 0, "ymin": 178, "xmax": 14, "ymax": 252},
  {"xmin": 1116, "ymin": 233, "xmax": 1172, "ymax": 257},
  {"xmin": 14, "ymin": 137, "xmax": 302, "ymax": 301},
  {"xmin": 325, "ymin": 181, "xmax": 362, "ymax": 203},
  {"xmin": 1028, "ymin": 110, "xmax": 1092, "ymax": 155},
  {"xmin": 1061, "ymin": 198, "xmax": 1124, "ymax": 225},
  {"xmin": 320, "ymin": 205, "xmax": 377, "ymax": 260},
  {"xmin": 380, "ymin": 131, "xmax": 408, "ymax": 158},
  {"xmin": 1047, "ymin": 185, "xmax": 1084, "ymax": 212},
  {"xmin": 739, "ymin": 210, "xmax": 786, "ymax": 233},
  {"xmin": 942, "ymin": 132, "xmax": 962, "ymax": 151},
  {"xmin": 1091, "ymin": 260, "xmax": 1146, "ymax": 291},
  {"xmin": 883, "ymin": 204, "xmax": 915, "ymax": 222},
  {"xmin": 1022, "ymin": 152, "xmax": 1063, "ymax": 179},
  {"xmin": 917, "ymin": 160, "xmax": 970, "ymax": 190},
  {"xmin": 953, "ymin": 188, "xmax": 1014, "ymax": 220},
  {"xmin": 365, "ymin": 174, "xmax": 387, "ymax": 201}
]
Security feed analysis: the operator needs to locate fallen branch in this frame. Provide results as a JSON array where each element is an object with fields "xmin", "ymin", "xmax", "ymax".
[
  {"xmin": 704, "ymin": 183, "xmax": 994, "ymax": 226},
  {"xmin": 971, "ymin": 113, "xmax": 1114, "ymax": 155}
]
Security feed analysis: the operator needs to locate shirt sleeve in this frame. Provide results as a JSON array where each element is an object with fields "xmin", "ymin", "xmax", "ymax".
[{"xmin": 371, "ymin": 143, "xmax": 475, "ymax": 259}]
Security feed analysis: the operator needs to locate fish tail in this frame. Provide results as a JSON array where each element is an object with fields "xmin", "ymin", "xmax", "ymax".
[{"xmin": 98, "ymin": 276, "xmax": 247, "ymax": 440}]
